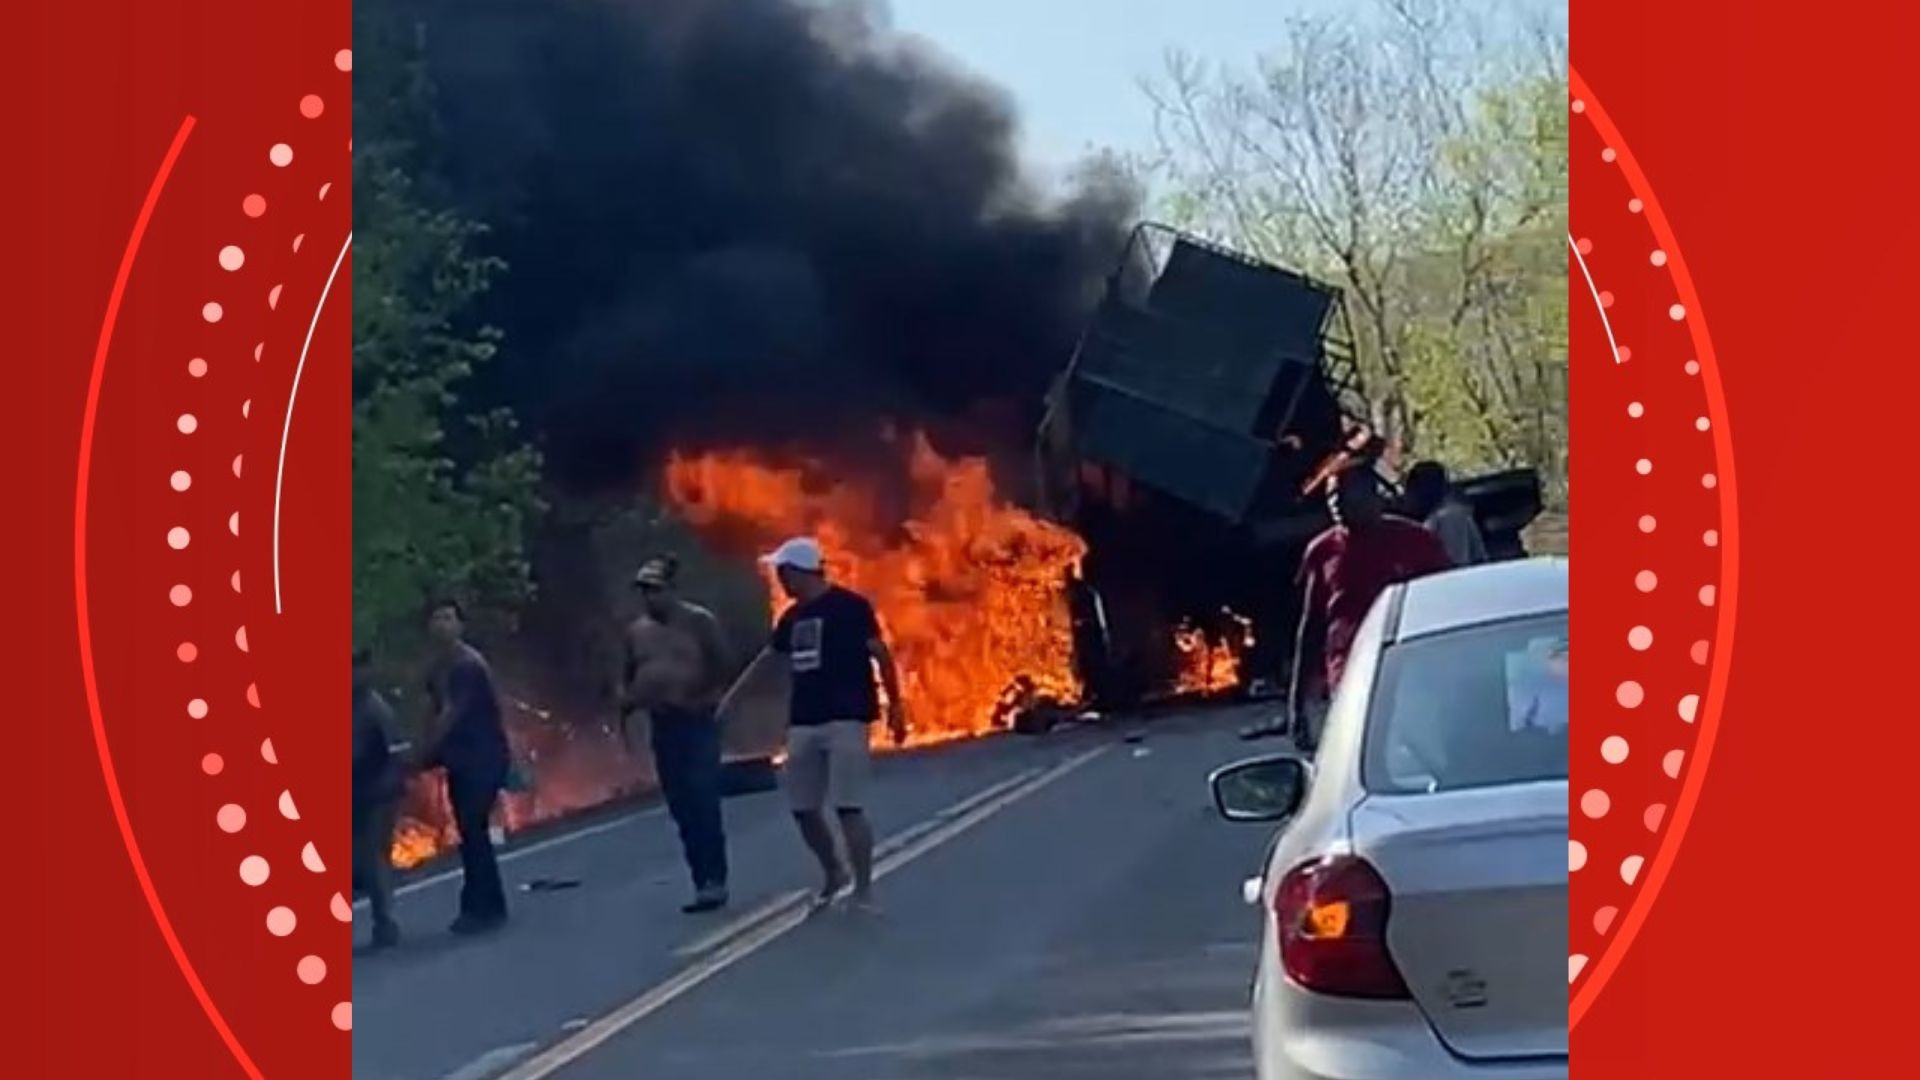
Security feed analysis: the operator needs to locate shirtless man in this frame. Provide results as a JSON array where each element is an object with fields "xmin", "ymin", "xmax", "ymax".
[{"xmin": 622, "ymin": 555, "xmax": 735, "ymax": 913}]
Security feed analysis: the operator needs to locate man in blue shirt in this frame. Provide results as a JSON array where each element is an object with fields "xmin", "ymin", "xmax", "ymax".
[{"xmin": 423, "ymin": 600, "xmax": 511, "ymax": 935}]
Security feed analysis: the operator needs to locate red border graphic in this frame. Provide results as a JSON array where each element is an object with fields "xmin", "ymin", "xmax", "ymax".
[
  {"xmin": 12, "ymin": 0, "xmax": 1920, "ymax": 1076},
  {"xmin": 8, "ymin": 5, "xmax": 352, "ymax": 1076},
  {"xmin": 1565, "ymin": 68, "xmax": 1740, "ymax": 1030},
  {"xmin": 70, "ymin": 115, "xmax": 267, "ymax": 1078}
]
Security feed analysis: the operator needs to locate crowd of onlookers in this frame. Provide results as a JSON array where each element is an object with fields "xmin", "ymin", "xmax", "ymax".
[{"xmin": 351, "ymin": 537, "xmax": 910, "ymax": 950}]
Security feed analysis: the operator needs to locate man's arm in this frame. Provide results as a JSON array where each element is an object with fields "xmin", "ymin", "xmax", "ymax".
[
  {"xmin": 418, "ymin": 675, "xmax": 455, "ymax": 768},
  {"xmin": 1432, "ymin": 510, "xmax": 1479, "ymax": 568},
  {"xmin": 869, "ymin": 637, "xmax": 908, "ymax": 745},
  {"xmin": 717, "ymin": 646, "xmax": 780, "ymax": 721},
  {"xmin": 691, "ymin": 607, "xmax": 735, "ymax": 706},
  {"xmin": 1288, "ymin": 574, "xmax": 1323, "ymax": 725},
  {"xmin": 1461, "ymin": 513, "xmax": 1490, "ymax": 565},
  {"xmin": 1414, "ymin": 519, "xmax": 1456, "ymax": 574},
  {"xmin": 422, "ymin": 703, "xmax": 455, "ymax": 768},
  {"xmin": 615, "ymin": 624, "xmax": 641, "ymax": 742}
]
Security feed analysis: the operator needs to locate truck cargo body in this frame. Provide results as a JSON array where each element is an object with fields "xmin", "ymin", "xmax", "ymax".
[{"xmin": 1040, "ymin": 225, "xmax": 1542, "ymax": 708}]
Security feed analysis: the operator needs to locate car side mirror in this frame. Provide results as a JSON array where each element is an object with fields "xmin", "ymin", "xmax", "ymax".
[{"xmin": 1209, "ymin": 755, "xmax": 1310, "ymax": 823}]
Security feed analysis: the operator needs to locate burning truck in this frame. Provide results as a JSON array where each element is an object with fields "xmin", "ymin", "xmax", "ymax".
[
  {"xmin": 385, "ymin": 224, "xmax": 1542, "ymax": 870},
  {"xmin": 659, "ymin": 223, "xmax": 1544, "ymax": 730},
  {"xmin": 1037, "ymin": 224, "xmax": 1543, "ymax": 711},
  {"xmin": 375, "ymin": 1, "xmax": 1560, "ymax": 868}
]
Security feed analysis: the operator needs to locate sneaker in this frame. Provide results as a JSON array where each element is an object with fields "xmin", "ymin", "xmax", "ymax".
[
  {"xmin": 681, "ymin": 886, "xmax": 730, "ymax": 915},
  {"xmin": 846, "ymin": 892, "xmax": 882, "ymax": 917}
]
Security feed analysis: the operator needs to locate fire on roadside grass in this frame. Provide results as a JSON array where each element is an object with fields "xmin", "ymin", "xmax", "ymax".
[
  {"xmin": 383, "ymin": 431, "xmax": 1091, "ymax": 869},
  {"xmin": 664, "ymin": 430, "xmax": 1089, "ymax": 749},
  {"xmin": 387, "ymin": 699, "xmax": 649, "ymax": 870}
]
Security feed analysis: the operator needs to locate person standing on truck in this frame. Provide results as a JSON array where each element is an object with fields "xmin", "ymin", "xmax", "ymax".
[
  {"xmin": 1405, "ymin": 460, "xmax": 1489, "ymax": 568},
  {"xmin": 621, "ymin": 554, "xmax": 735, "ymax": 915},
  {"xmin": 421, "ymin": 600, "xmax": 512, "ymax": 935},
  {"xmin": 352, "ymin": 649, "xmax": 403, "ymax": 950},
  {"xmin": 1280, "ymin": 466, "xmax": 1452, "ymax": 751},
  {"xmin": 719, "ymin": 537, "xmax": 908, "ymax": 914}
]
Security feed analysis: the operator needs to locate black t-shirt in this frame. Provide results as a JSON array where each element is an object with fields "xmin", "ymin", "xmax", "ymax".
[{"xmin": 771, "ymin": 586, "xmax": 882, "ymax": 727}]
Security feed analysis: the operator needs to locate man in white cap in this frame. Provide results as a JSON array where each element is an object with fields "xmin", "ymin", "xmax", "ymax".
[{"xmin": 719, "ymin": 537, "xmax": 907, "ymax": 912}]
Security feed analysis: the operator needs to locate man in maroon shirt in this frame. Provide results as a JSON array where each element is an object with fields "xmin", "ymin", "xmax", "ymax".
[{"xmin": 1285, "ymin": 465, "xmax": 1452, "ymax": 750}]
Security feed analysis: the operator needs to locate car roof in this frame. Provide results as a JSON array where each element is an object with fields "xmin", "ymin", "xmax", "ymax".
[{"xmin": 1393, "ymin": 557, "xmax": 1568, "ymax": 641}]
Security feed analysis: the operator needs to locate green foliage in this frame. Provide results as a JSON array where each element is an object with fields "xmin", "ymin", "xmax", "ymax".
[
  {"xmin": 352, "ymin": 7, "xmax": 545, "ymax": 658},
  {"xmin": 1399, "ymin": 75, "xmax": 1568, "ymax": 492},
  {"xmin": 1142, "ymin": 0, "xmax": 1568, "ymax": 501}
]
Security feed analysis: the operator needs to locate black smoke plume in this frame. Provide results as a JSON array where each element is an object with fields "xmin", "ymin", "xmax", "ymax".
[{"xmin": 392, "ymin": 0, "xmax": 1137, "ymax": 490}]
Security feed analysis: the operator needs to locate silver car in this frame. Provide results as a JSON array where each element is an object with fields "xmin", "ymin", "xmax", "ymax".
[{"xmin": 1212, "ymin": 558, "xmax": 1568, "ymax": 1080}]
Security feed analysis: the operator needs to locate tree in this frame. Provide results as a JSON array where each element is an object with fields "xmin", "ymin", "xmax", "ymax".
[
  {"xmin": 352, "ymin": 7, "xmax": 545, "ymax": 663},
  {"xmin": 1142, "ymin": 0, "xmax": 1567, "ymax": 497},
  {"xmin": 1400, "ymin": 71, "xmax": 1567, "ymax": 486}
]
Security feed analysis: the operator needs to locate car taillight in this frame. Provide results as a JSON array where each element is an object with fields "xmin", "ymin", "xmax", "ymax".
[{"xmin": 1271, "ymin": 854, "xmax": 1410, "ymax": 999}]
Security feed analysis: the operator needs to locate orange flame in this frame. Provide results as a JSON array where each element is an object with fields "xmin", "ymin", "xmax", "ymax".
[
  {"xmin": 390, "ymin": 819, "xmax": 443, "ymax": 869},
  {"xmin": 378, "ymin": 434, "xmax": 1086, "ymax": 870},
  {"xmin": 1172, "ymin": 610, "xmax": 1255, "ymax": 696},
  {"xmin": 664, "ymin": 432, "xmax": 1087, "ymax": 747},
  {"xmin": 386, "ymin": 701, "xmax": 650, "ymax": 869}
]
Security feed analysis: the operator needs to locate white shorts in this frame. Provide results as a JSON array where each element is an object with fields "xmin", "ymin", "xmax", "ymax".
[{"xmin": 784, "ymin": 721, "xmax": 872, "ymax": 812}]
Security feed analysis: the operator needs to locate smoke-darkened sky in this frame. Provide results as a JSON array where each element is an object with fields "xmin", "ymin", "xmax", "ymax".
[{"xmin": 395, "ymin": 0, "xmax": 1138, "ymax": 489}]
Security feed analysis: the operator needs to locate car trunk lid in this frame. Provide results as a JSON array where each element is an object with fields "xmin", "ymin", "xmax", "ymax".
[{"xmin": 1349, "ymin": 781, "xmax": 1567, "ymax": 1061}]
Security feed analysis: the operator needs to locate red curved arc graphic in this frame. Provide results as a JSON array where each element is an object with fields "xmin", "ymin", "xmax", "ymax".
[
  {"xmin": 1568, "ymin": 67, "xmax": 1741, "ymax": 1029},
  {"xmin": 72, "ymin": 115, "xmax": 265, "ymax": 1080}
]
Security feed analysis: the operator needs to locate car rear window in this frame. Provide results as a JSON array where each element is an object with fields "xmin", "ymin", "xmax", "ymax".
[{"xmin": 1362, "ymin": 612, "xmax": 1569, "ymax": 794}]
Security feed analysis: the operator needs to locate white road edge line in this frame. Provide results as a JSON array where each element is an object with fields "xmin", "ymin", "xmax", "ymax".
[
  {"xmin": 435, "ymin": 1040, "xmax": 542, "ymax": 1080},
  {"xmin": 495, "ymin": 743, "xmax": 1113, "ymax": 1080},
  {"xmin": 354, "ymin": 806, "xmax": 668, "ymax": 911},
  {"xmin": 670, "ymin": 765, "xmax": 1045, "ymax": 960},
  {"xmin": 361, "ymin": 758, "xmax": 1038, "ymax": 912}
]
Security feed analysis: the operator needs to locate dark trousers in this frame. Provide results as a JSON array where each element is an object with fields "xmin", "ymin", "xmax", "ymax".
[
  {"xmin": 446, "ymin": 766, "xmax": 508, "ymax": 920},
  {"xmin": 650, "ymin": 707, "xmax": 729, "ymax": 891},
  {"xmin": 351, "ymin": 797, "xmax": 399, "ymax": 930}
]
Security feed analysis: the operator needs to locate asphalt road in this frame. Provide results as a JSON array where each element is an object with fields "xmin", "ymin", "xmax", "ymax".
[{"xmin": 352, "ymin": 707, "xmax": 1282, "ymax": 1080}]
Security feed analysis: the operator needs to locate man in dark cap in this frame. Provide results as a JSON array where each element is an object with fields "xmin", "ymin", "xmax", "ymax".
[{"xmin": 622, "ymin": 554, "xmax": 735, "ymax": 914}]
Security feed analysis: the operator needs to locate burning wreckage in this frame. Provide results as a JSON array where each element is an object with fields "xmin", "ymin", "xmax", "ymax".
[
  {"xmin": 670, "ymin": 223, "xmax": 1545, "ymax": 734},
  {"xmin": 387, "ymin": 226, "xmax": 1542, "ymax": 869},
  {"xmin": 1037, "ymin": 224, "xmax": 1544, "ymax": 714}
]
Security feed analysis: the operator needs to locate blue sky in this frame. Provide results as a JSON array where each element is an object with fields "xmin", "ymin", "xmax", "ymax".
[{"xmin": 884, "ymin": 0, "xmax": 1353, "ymax": 180}]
